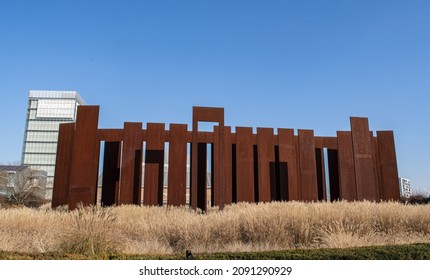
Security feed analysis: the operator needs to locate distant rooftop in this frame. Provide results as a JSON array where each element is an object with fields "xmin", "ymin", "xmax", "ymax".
[
  {"xmin": 0, "ymin": 165, "xmax": 30, "ymax": 173},
  {"xmin": 29, "ymin": 90, "xmax": 86, "ymax": 105}
]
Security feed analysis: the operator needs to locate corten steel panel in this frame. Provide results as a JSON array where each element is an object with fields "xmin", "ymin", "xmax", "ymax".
[
  {"xmin": 257, "ymin": 128, "xmax": 275, "ymax": 202},
  {"xmin": 235, "ymin": 127, "xmax": 255, "ymax": 203},
  {"xmin": 350, "ymin": 117, "xmax": 377, "ymax": 201},
  {"xmin": 98, "ymin": 129, "xmax": 124, "ymax": 142},
  {"xmin": 193, "ymin": 106, "xmax": 225, "ymax": 124},
  {"xmin": 213, "ymin": 126, "xmax": 233, "ymax": 207},
  {"xmin": 52, "ymin": 123, "xmax": 75, "ymax": 208},
  {"xmin": 278, "ymin": 129, "xmax": 300, "ymax": 201},
  {"xmin": 191, "ymin": 107, "xmax": 224, "ymax": 209},
  {"xmin": 197, "ymin": 143, "xmax": 208, "ymax": 211},
  {"xmin": 101, "ymin": 142, "xmax": 121, "ymax": 207},
  {"xmin": 377, "ymin": 131, "xmax": 400, "ymax": 200},
  {"xmin": 337, "ymin": 131, "xmax": 357, "ymax": 201},
  {"xmin": 371, "ymin": 135, "xmax": 382, "ymax": 200},
  {"xmin": 144, "ymin": 123, "xmax": 166, "ymax": 206},
  {"xmin": 327, "ymin": 149, "xmax": 340, "ymax": 201},
  {"xmin": 119, "ymin": 122, "xmax": 143, "ymax": 205},
  {"xmin": 68, "ymin": 106, "xmax": 100, "ymax": 210},
  {"xmin": 167, "ymin": 124, "xmax": 188, "ymax": 206},
  {"xmin": 298, "ymin": 129, "xmax": 318, "ymax": 202},
  {"xmin": 315, "ymin": 148, "xmax": 327, "ymax": 201},
  {"xmin": 314, "ymin": 137, "xmax": 338, "ymax": 149}
]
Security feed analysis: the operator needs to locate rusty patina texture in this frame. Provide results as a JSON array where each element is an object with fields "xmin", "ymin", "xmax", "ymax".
[
  {"xmin": 167, "ymin": 124, "xmax": 188, "ymax": 206},
  {"xmin": 351, "ymin": 117, "xmax": 377, "ymax": 201},
  {"xmin": 68, "ymin": 106, "xmax": 100, "ymax": 210},
  {"xmin": 119, "ymin": 122, "xmax": 142, "ymax": 205},
  {"xmin": 377, "ymin": 131, "xmax": 400, "ymax": 200},
  {"xmin": 52, "ymin": 105, "xmax": 400, "ymax": 209},
  {"xmin": 52, "ymin": 123, "xmax": 75, "ymax": 208}
]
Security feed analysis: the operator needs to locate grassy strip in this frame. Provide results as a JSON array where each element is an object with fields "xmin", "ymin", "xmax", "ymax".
[{"xmin": 1, "ymin": 243, "xmax": 429, "ymax": 260}]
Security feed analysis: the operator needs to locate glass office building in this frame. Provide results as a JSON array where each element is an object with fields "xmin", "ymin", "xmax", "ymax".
[{"xmin": 21, "ymin": 90, "xmax": 85, "ymax": 197}]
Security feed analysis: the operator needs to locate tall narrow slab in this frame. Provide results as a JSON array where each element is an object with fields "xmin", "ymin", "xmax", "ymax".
[
  {"xmin": 119, "ymin": 122, "xmax": 142, "ymax": 205},
  {"xmin": 213, "ymin": 126, "xmax": 232, "ymax": 207},
  {"xmin": 52, "ymin": 123, "xmax": 75, "ymax": 208},
  {"xmin": 235, "ymin": 127, "xmax": 255, "ymax": 203},
  {"xmin": 68, "ymin": 106, "xmax": 100, "ymax": 210},
  {"xmin": 377, "ymin": 131, "xmax": 400, "ymax": 200},
  {"xmin": 337, "ymin": 131, "xmax": 357, "ymax": 200},
  {"xmin": 101, "ymin": 142, "xmax": 121, "ymax": 206},
  {"xmin": 278, "ymin": 129, "xmax": 300, "ymax": 201},
  {"xmin": 167, "ymin": 124, "xmax": 188, "ymax": 206},
  {"xmin": 144, "ymin": 123, "xmax": 165, "ymax": 206},
  {"xmin": 257, "ymin": 128, "xmax": 275, "ymax": 202},
  {"xmin": 298, "ymin": 129, "xmax": 318, "ymax": 202},
  {"xmin": 350, "ymin": 117, "xmax": 377, "ymax": 201}
]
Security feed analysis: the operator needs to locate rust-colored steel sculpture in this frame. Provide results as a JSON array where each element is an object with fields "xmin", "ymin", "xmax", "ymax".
[{"xmin": 52, "ymin": 106, "xmax": 401, "ymax": 210}]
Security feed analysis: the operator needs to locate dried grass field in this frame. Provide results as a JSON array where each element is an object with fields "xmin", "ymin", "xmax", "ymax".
[{"xmin": 0, "ymin": 201, "xmax": 429, "ymax": 256}]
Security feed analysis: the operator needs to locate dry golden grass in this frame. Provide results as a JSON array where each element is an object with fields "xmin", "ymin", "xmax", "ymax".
[{"xmin": 0, "ymin": 201, "xmax": 429, "ymax": 255}]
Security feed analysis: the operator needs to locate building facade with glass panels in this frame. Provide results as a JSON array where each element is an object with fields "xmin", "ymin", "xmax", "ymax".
[{"xmin": 21, "ymin": 90, "xmax": 85, "ymax": 197}]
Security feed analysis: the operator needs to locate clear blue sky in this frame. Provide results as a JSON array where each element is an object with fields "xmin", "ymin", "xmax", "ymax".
[{"xmin": 0, "ymin": 0, "xmax": 429, "ymax": 193}]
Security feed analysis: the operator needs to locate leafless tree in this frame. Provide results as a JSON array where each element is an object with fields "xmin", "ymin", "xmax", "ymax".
[{"xmin": 0, "ymin": 168, "xmax": 47, "ymax": 207}]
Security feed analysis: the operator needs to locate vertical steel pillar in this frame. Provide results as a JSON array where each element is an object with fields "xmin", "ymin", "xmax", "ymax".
[
  {"xmin": 298, "ymin": 129, "xmax": 318, "ymax": 202},
  {"xmin": 350, "ymin": 117, "xmax": 377, "ymax": 201},
  {"xmin": 377, "ymin": 131, "xmax": 400, "ymax": 200},
  {"xmin": 278, "ymin": 129, "xmax": 300, "ymax": 201},
  {"xmin": 214, "ymin": 126, "xmax": 232, "ymax": 207},
  {"xmin": 167, "ymin": 124, "xmax": 188, "ymax": 206},
  {"xmin": 68, "ymin": 106, "xmax": 100, "ymax": 210},
  {"xmin": 337, "ymin": 131, "xmax": 357, "ymax": 201},
  {"xmin": 52, "ymin": 123, "xmax": 75, "ymax": 208},
  {"xmin": 119, "ymin": 122, "xmax": 142, "ymax": 205},
  {"xmin": 235, "ymin": 127, "xmax": 255, "ymax": 203},
  {"xmin": 257, "ymin": 128, "xmax": 275, "ymax": 202}
]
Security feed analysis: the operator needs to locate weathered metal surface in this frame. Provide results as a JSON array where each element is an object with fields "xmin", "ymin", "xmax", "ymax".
[
  {"xmin": 314, "ymin": 137, "xmax": 338, "ymax": 149},
  {"xmin": 68, "ymin": 106, "xmax": 100, "ymax": 210},
  {"xmin": 98, "ymin": 129, "xmax": 124, "ymax": 142},
  {"xmin": 119, "ymin": 122, "xmax": 143, "ymax": 205},
  {"xmin": 257, "ymin": 128, "xmax": 275, "ymax": 202},
  {"xmin": 52, "ymin": 106, "xmax": 400, "ymax": 209},
  {"xmin": 101, "ymin": 142, "xmax": 121, "ymax": 206},
  {"xmin": 235, "ymin": 127, "xmax": 255, "ymax": 203},
  {"xmin": 350, "ymin": 117, "xmax": 377, "ymax": 201},
  {"xmin": 167, "ymin": 124, "xmax": 188, "ymax": 206},
  {"xmin": 377, "ymin": 131, "xmax": 400, "ymax": 200},
  {"xmin": 298, "ymin": 129, "xmax": 318, "ymax": 202},
  {"xmin": 337, "ymin": 131, "xmax": 357, "ymax": 201},
  {"xmin": 52, "ymin": 123, "xmax": 75, "ymax": 208},
  {"xmin": 277, "ymin": 129, "xmax": 300, "ymax": 201},
  {"xmin": 144, "ymin": 123, "xmax": 165, "ymax": 206}
]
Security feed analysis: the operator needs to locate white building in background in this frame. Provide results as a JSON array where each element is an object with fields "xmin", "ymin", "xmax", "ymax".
[
  {"xmin": 21, "ymin": 90, "xmax": 86, "ymax": 197},
  {"xmin": 399, "ymin": 178, "xmax": 412, "ymax": 198}
]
